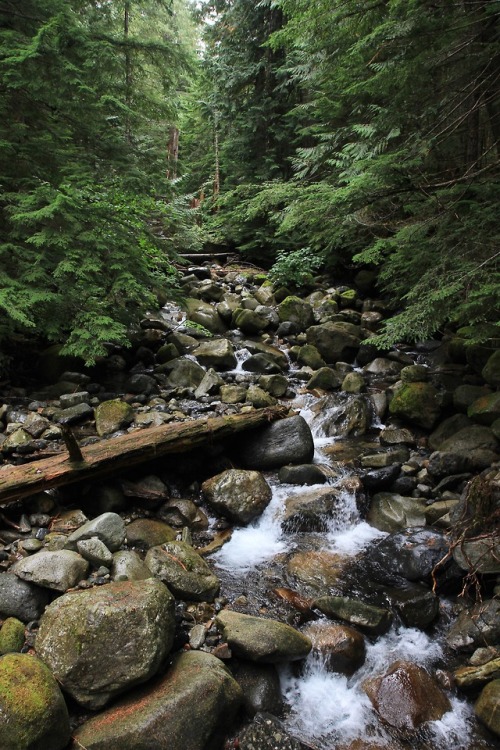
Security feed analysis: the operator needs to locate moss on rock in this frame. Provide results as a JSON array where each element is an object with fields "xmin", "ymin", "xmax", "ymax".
[{"xmin": 0, "ymin": 652, "xmax": 70, "ymax": 750}]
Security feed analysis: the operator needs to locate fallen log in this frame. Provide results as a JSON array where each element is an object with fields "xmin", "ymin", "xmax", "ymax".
[{"xmin": 0, "ymin": 406, "xmax": 289, "ymax": 507}]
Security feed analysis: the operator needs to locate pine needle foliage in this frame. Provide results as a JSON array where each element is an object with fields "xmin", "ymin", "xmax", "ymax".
[
  {"xmin": 0, "ymin": 0, "xmax": 197, "ymax": 365},
  {"xmin": 196, "ymin": 0, "xmax": 499, "ymax": 343},
  {"xmin": 266, "ymin": 0, "xmax": 500, "ymax": 343}
]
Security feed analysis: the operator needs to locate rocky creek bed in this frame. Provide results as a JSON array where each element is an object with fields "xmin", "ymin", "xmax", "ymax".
[{"xmin": 0, "ymin": 263, "xmax": 499, "ymax": 750}]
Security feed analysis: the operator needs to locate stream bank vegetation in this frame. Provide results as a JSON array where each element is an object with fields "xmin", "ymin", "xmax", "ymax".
[{"xmin": 0, "ymin": 1, "xmax": 498, "ymax": 371}]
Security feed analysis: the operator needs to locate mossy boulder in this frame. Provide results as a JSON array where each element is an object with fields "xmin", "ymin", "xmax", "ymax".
[
  {"xmin": 215, "ymin": 609, "xmax": 312, "ymax": 663},
  {"xmin": 185, "ymin": 298, "xmax": 227, "ymax": 334},
  {"xmin": 0, "ymin": 652, "xmax": 70, "ymax": 750},
  {"xmin": 0, "ymin": 617, "xmax": 25, "ymax": 654},
  {"xmin": 202, "ymin": 469, "xmax": 272, "ymax": 525},
  {"xmin": 341, "ymin": 371, "xmax": 365, "ymax": 393},
  {"xmin": 482, "ymin": 350, "xmax": 500, "ymax": 388},
  {"xmin": 278, "ymin": 296, "xmax": 315, "ymax": 331},
  {"xmin": 125, "ymin": 518, "xmax": 177, "ymax": 549},
  {"xmin": 297, "ymin": 344, "xmax": 326, "ymax": 370},
  {"xmin": 306, "ymin": 321, "xmax": 361, "ymax": 364},
  {"xmin": 233, "ymin": 308, "xmax": 269, "ymax": 334},
  {"xmin": 339, "ymin": 288, "xmax": 357, "ymax": 307},
  {"xmin": 306, "ymin": 367, "xmax": 342, "ymax": 391},
  {"xmin": 389, "ymin": 382, "xmax": 441, "ymax": 429},
  {"xmin": 313, "ymin": 595, "xmax": 392, "ymax": 635},
  {"xmin": 468, "ymin": 392, "xmax": 500, "ymax": 426},
  {"xmin": 36, "ymin": 579, "xmax": 175, "ymax": 709},
  {"xmin": 475, "ymin": 678, "xmax": 500, "ymax": 737},
  {"xmin": 193, "ymin": 338, "xmax": 237, "ymax": 370},
  {"xmin": 145, "ymin": 541, "xmax": 220, "ymax": 601},
  {"xmin": 95, "ymin": 399, "xmax": 134, "ymax": 437}
]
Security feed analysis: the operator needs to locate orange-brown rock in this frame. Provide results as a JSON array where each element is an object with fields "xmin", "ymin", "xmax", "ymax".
[
  {"xmin": 302, "ymin": 621, "xmax": 366, "ymax": 675},
  {"xmin": 363, "ymin": 660, "xmax": 451, "ymax": 731}
]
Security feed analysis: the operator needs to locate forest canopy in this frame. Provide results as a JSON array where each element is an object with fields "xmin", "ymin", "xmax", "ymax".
[
  {"xmin": 0, "ymin": 0, "xmax": 498, "ymax": 368},
  {"xmin": 185, "ymin": 0, "xmax": 500, "ymax": 347},
  {"xmin": 0, "ymin": 0, "xmax": 199, "ymax": 365}
]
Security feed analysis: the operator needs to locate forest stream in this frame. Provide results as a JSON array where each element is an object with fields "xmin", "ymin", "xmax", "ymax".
[{"xmin": 0, "ymin": 262, "xmax": 499, "ymax": 750}]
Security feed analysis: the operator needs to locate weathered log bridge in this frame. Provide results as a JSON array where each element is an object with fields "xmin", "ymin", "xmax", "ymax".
[{"xmin": 0, "ymin": 406, "xmax": 288, "ymax": 508}]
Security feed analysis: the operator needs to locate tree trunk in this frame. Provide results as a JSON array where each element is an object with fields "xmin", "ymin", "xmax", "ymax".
[{"xmin": 0, "ymin": 406, "xmax": 288, "ymax": 507}]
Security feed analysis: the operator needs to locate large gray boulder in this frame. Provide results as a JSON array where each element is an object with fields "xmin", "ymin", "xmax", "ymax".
[
  {"xmin": 446, "ymin": 600, "xmax": 500, "ymax": 652},
  {"xmin": 363, "ymin": 528, "xmax": 450, "ymax": 585},
  {"xmin": 36, "ymin": 579, "xmax": 175, "ymax": 709},
  {"xmin": 0, "ymin": 653, "xmax": 70, "ymax": 750},
  {"xmin": 239, "ymin": 415, "xmax": 314, "ymax": 470},
  {"xmin": 145, "ymin": 541, "xmax": 220, "ymax": 601},
  {"xmin": 201, "ymin": 469, "xmax": 272, "ymax": 525},
  {"xmin": 277, "ymin": 296, "xmax": 315, "ymax": 331},
  {"xmin": 233, "ymin": 308, "xmax": 270, "ymax": 334},
  {"xmin": 193, "ymin": 339, "xmax": 237, "ymax": 370},
  {"xmin": 185, "ymin": 298, "xmax": 227, "ymax": 334},
  {"xmin": 215, "ymin": 609, "xmax": 312, "ymax": 663},
  {"xmin": 64, "ymin": 511, "xmax": 126, "ymax": 552},
  {"xmin": 306, "ymin": 321, "xmax": 361, "ymax": 363},
  {"xmin": 71, "ymin": 650, "xmax": 243, "ymax": 750},
  {"xmin": 232, "ymin": 661, "xmax": 283, "ymax": 717},
  {"xmin": 166, "ymin": 356, "xmax": 206, "ymax": 390},
  {"xmin": 367, "ymin": 493, "xmax": 427, "ymax": 532},
  {"xmin": 439, "ymin": 425, "xmax": 499, "ymax": 455},
  {"xmin": 310, "ymin": 394, "xmax": 370, "ymax": 437}
]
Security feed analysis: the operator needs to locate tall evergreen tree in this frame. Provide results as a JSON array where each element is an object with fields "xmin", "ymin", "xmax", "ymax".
[
  {"xmin": 181, "ymin": 0, "xmax": 301, "ymax": 259},
  {"xmin": 250, "ymin": 0, "xmax": 500, "ymax": 343},
  {"xmin": 0, "ymin": 0, "xmax": 198, "ymax": 367}
]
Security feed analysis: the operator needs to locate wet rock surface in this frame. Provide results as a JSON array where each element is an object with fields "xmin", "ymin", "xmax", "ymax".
[{"xmin": 363, "ymin": 660, "xmax": 451, "ymax": 730}]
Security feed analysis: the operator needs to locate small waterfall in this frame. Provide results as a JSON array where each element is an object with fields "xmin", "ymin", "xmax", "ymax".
[
  {"xmin": 324, "ymin": 481, "xmax": 386, "ymax": 555},
  {"xmin": 229, "ymin": 347, "xmax": 252, "ymax": 374},
  {"xmin": 214, "ymin": 481, "xmax": 292, "ymax": 572},
  {"xmin": 280, "ymin": 626, "xmax": 475, "ymax": 749}
]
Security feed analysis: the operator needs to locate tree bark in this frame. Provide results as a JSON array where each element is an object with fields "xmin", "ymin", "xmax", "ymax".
[{"xmin": 0, "ymin": 406, "xmax": 289, "ymax": 507}]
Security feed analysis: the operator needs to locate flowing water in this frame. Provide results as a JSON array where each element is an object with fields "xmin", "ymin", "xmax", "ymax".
[{"xmin": 212, "ymin": 385, "xmax": 494, "ymax": 750}]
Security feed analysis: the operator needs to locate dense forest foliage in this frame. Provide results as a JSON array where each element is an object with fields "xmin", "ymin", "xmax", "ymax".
[
  {"xmin": 187, "ymin": 0, "xmax": 500, "ymax": 348},
  {"xmin": 1, "ymin": 0, "xmax": 499, "ymax": 368},
  {"xmin": 0, "ymin": 0, "xmax": 199, "ymax": 366}
]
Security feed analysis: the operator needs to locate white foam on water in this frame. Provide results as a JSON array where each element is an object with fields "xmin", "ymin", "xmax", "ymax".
[
  {"xmin": 228, "ymin": 347, "xmax": 251, "ymax": 373},
  {"xmin": 280, "ymin": 625, "xmax": 473, "ymax": 749},
  {"xmin": 213, "ymin": 483, "xmax": 292, "ymax": 572},
  {"xmin": 327, "ymin": 520, "xmax": 386, "ymax": 555},
  {"xmin": 280, "ymin": 657, "xmax": 384, "ymax": 746},
  {"xmin": 360, "ymin": 625, "xmax": 444, "ymax": 676},
  {"xmin": 427, "ymin": 696, "xmax": 477, "ymax": 750}
]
